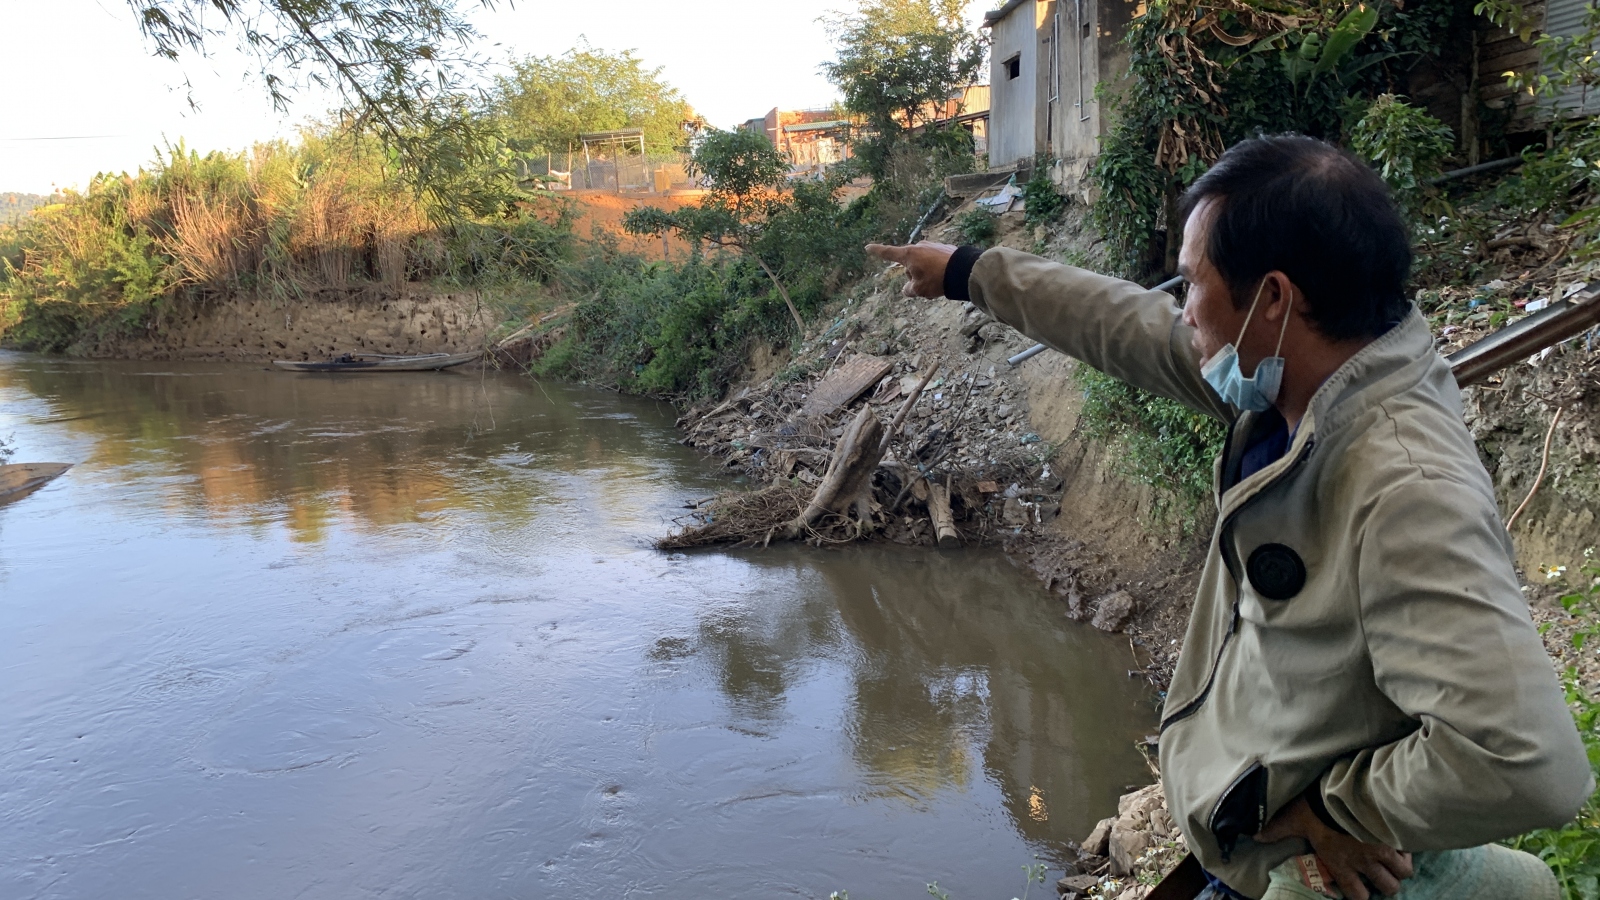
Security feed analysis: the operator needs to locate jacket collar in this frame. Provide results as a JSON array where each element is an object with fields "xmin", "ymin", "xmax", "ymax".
[
  {"xmin": 1216, "ymin": 310, "xmax": 1432, "ymax": 516},
  {"xmin": 1303, "ymin": 309, "xmax": 1434, "ymax": 437}
]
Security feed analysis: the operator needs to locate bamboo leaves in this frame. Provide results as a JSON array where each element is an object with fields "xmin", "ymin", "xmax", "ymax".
[{"xmin": 123, "ymin": 0, "xmax": 504, "ymax": 218}]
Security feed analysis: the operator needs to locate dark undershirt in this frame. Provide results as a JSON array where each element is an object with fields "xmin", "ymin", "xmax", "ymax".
[{"xmin": 1238, "ymin": 419, "xmax": 1291, "ymax": 480}]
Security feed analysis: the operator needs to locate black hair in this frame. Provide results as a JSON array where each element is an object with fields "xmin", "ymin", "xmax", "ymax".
[{"xmin": 1178, "ymin": 134, "xmax": 1411, "ymax": 342}]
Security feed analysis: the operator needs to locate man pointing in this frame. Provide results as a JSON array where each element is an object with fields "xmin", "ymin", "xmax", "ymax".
[{"xmin": 868, "ymin": 135, "xmax": 1590, "ymax": 899}]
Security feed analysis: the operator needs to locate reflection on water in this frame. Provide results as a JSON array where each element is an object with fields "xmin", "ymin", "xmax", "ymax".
[{"xmin": 0, "ymin": 353, "xmax": 1155, "ymax": 900}]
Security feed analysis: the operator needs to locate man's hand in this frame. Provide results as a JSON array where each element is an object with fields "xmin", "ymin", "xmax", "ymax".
[
  {"xmin": 1256, "ymin": 797, "xmax": 1414, "ymax": 900},
  {"xmin": 865, "ymin": 241, "xmax": 959, "ymax": 298}
]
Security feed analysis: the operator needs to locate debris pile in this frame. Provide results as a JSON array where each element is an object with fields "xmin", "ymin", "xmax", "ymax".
[{"xmin": 661, "ymin": 284, "xmax": 1071, "ymax": 551}]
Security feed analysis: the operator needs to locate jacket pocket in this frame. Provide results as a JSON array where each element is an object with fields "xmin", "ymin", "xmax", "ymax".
[{"xmin": 1209, "ymin": 760, "xmax": 1268, "ymax": 863}]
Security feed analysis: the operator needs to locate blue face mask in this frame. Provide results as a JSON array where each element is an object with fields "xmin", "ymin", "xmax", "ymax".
[{"xmin": 1200, "ymin": 279, "xmax": 1292, "ymax": 412}]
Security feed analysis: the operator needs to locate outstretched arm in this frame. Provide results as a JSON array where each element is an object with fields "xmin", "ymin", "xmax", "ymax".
[{"xmin": 865, "ymin": 243, "xmax": 1230, "ymax": 421}]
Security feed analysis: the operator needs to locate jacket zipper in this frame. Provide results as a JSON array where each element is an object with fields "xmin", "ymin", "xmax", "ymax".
[{"xmin": 1158, "ymin": 436, "xmax": 1315, "ymax": 733}]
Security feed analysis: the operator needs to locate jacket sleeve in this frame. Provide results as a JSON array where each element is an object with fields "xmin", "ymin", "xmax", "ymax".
[
  {"xmin": 966, "ymin": 247, "xmax": 1232, "ymax": 421},
  {"xmin": 1319, "ymin": 477, "xmax": 1594, "ymax": 847}
]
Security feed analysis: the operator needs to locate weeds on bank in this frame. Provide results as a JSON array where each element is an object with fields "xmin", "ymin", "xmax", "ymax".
[
  {"xmin": 1075, "ymin": 365, "xmax": 1226, "ymax": 535},
  {"xmin": 1510, "ymin": 552, "xmax": 1600, "ymax": 900},
  {"xmin": 954, "ymin": 209, "xmax": 998, "ymax": 246},
  {"xmin": 0, "ymin": 127, "xmax": 571, "ymax": 352}
]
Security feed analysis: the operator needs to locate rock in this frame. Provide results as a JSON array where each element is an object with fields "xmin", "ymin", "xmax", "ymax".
[
  {"xmin": 1002, "ymin": 497, "xmax": 1031, "ymax": 526},
  {"xmin": 1092, "ymin": 590, "xmax": 1137, "ymax": 632},
  {"xmin": 1082, "ymin": 817, "xmax": 1115, "ymax": 856},
  {"xmin": 1057, "ymin": 873, "xmax": 1101, "ymax": 899},
  {"xmin": 1058, "ymin": 874, "xmax": 1101, "ymax": 892},
  {"xmin": 978, "ymin": 322, "xmax": 1010, "ymax": 343},
  {"xmin": 1149, "ymin": 807, "xmax": 1175, "ymax": 838},
  {"xmin": 996, "ymin": 403, "xmax": 1014, "ymax": 418},
  {"xmin": 1108, "ymin": 820, "xmax": 1150, "ymax": 876},
  {"xmin": 1065, "ymin": 586, "xmax": 1087, "ymax": 621},
  {"xmin": 1118, "ymin": 783, "xmax": 1164, "ymax": 818}
]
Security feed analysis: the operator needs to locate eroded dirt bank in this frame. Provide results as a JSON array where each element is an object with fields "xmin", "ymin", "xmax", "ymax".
[{"xmin": 75, "ymin": 288, "xmax": 494, "ymax": 362}]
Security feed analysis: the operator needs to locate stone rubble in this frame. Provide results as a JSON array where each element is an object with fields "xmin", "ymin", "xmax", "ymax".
[{"xmin": 1058, "ymin": 782, "xmax": 1186, "ymax": 900}]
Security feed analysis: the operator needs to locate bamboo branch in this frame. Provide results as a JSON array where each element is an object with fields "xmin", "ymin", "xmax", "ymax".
[
  {"xmin": 754, "ymin": 257, "xmax": 806, "ymax": 332},
  {"xmin": 881, "ymin": 359, "xmax": 941, "ymax": 454}
]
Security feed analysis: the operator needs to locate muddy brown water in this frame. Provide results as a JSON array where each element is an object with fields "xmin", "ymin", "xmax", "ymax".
[{"xmin": 0, "ymin": 352, "xmax": 1155, "ymax": 900}]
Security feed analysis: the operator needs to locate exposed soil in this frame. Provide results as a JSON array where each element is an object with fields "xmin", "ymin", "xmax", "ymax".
[
  {"xmin": 75, "ymin": 288, "xmax": 496, "ymax": 363},
  {"xmin": 564, "ymin": 189, "xmax": 703, "ymax": 260},
  {"xmin": 661, "ymin": 202, "xmax": 1209, "ymax": 686}
]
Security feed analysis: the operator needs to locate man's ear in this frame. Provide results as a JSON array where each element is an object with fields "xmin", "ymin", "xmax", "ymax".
[{"xmin": 1264, "ymin": 271, "xmax": 1297, "ymax": 322}]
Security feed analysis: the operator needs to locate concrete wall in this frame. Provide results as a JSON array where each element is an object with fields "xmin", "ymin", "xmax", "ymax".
[
  {"xmin": 988, "ymin": 0, "xmax": 1041, "ymax": 168},
  {"xmin": 1052, "ymin": 0, "xmax": 1138, "ymax": 187}
]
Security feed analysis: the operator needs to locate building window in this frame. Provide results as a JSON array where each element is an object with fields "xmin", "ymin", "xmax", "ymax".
[{"xmin": 1004, "ymin": 54, "xmax": 1021, "ymax": 80}]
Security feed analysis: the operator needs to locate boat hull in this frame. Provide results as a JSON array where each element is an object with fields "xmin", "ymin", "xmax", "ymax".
[{"xmin": 272, "ymin": 351, "xmax": 481, "ymax": 373}]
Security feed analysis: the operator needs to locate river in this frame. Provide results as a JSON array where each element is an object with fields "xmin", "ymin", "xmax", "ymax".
[{"xmin": 0, "ymin": 353, "xmax": 1156, "ymax": 900}]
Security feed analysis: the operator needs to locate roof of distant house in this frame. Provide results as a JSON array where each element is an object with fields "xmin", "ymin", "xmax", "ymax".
[{"xmin": 983, "ymin": 0, "xmax": 1030, "ymax": 26}]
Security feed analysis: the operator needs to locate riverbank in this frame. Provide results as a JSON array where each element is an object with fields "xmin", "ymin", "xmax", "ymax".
[
  {"xmin": 655, "ymin": 197, "xmax": 1600, "ymax": 898},
  {"xmin": 664, "ymin": 192, "xmax": 1600, "ymax": 683},
  {"xmin": 67, "ymin": 288, "xmax": 496, "ymax": 362}
]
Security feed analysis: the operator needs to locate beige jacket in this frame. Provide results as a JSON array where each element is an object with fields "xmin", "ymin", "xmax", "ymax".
[{"xmin": 967, "ymin": 248, "xmax": 1591, "ymax": 898}]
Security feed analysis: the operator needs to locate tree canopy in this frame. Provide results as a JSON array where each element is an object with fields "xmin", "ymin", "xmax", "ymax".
[
  {"xmin": 823, "ymin": 0, "xmax": 986, "ymax": 135},
  {"xmin": 490, "ymin": 44, "xmax": 696, "ymax": 156}
]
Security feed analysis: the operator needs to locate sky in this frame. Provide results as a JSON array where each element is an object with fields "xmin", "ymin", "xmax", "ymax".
[{"xmin": 0, "ymin": 0, "xmax": 937, "ymax": 195}]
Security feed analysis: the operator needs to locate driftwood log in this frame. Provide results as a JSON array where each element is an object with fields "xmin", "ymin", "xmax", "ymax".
[
  {"xmin": 927, "ymin": 481, "xmax": 960, "ymax": 547},
  {"xmin": 782, "ymin": 404, "xmax": 884, "ymax": 539}
]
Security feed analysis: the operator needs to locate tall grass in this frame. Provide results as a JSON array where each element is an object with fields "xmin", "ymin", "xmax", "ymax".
[{"xmin": 0, "ymin": 128, "xmax": 571, "ymax": 351}]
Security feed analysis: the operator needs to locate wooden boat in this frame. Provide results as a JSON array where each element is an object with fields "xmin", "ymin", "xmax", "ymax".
[
  {"xmin": 0, "ymin": 462, "xmax": 71, "ymax": 506},
  {"xmin": 272, "ymin": 351, "xmax": 481, "ymax": 373}
]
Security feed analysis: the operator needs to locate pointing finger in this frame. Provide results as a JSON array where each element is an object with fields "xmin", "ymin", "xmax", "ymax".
[{"xmin": 865, "ymin": 243, "xmax": 907, "ymax": 263}]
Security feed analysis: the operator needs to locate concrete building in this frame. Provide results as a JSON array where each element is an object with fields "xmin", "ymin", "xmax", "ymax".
[
  {"xmin": 905, "ymin": 84, "xmax": 992, "ymax": 155},
  {"xmin": 982, "ymin": 0, "xmax": 1137, "ymax": 183},
  {"xmin": 739, "ymin": 108, "xmax": 854, "ymax": 174}
]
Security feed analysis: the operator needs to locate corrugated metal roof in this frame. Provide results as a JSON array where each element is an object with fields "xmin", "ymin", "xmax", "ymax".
[
  {"xmin": 782, "ymin": 120, "xmax": 851, "ymax": 133},
  {"xmin": 1545, "ymin": 0, "xmax": 1599, "ymax": 114}
]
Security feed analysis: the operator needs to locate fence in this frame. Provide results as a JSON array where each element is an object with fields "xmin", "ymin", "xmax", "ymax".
[{"xmin": 510, "ymin": 151, "xmax": 696, "ymax": 194}]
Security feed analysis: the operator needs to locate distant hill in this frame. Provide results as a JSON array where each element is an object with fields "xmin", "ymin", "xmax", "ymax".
[{"xmin": 1, "ymin": 192, "xmax": 63, "ymax": 223}]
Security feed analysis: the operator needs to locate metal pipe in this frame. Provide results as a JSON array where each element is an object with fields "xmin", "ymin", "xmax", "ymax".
[
  {"xmin": 1007, "ymin": 274, "xmax": 1184, "ymax": 366},
  {"xmin": 1448, "ymin": 285, "xmax": 1600, "ymax": 386},
  {"xmin": 1429, "ymin": 156, "xmax": 1521, "ymax": 185},
  {"xmin": 907, "ymin": 189, "xmax": 947, "ymax": 244}
]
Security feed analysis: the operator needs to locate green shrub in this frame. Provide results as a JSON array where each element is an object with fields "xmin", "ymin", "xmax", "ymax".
[
  {"xmin": 1075, "ymin": 365, "xmax": 1226, "ymax": 531},
  {"xmin": 953, "ymin": 208, "xmax": 998, "ymax": 246},
  {"xmin": 1022, "ymin": 157, "xmax": 1066, "ymax": 229},
  {"xmin": 1348, "ymin": 94, "xmax": 1454, "ymax": 216}
]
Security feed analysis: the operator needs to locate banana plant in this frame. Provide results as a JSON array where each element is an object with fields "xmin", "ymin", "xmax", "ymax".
[{"xmin": 1247, "ymin": 4, "xmax": 1386, "ymax": 95}]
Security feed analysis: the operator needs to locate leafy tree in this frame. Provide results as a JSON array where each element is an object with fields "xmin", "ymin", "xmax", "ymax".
[
  {"xmin": 490, "ymin": 44, "xmax": 697, "ymax": 155},
  {"xmin": 124, "ymin": 0, "xmax": 505, "ymax": 215},
  {"xmin": 623, "ymin": 129, "xmax": 806, "ymax": 329},
  {"xmin": 822, "ymin": 0, "xmax": 986, "ymax": 137},
  {"xmin": 1348, "ymin": 94, "xmax": 1454, "ymax": 216}
]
